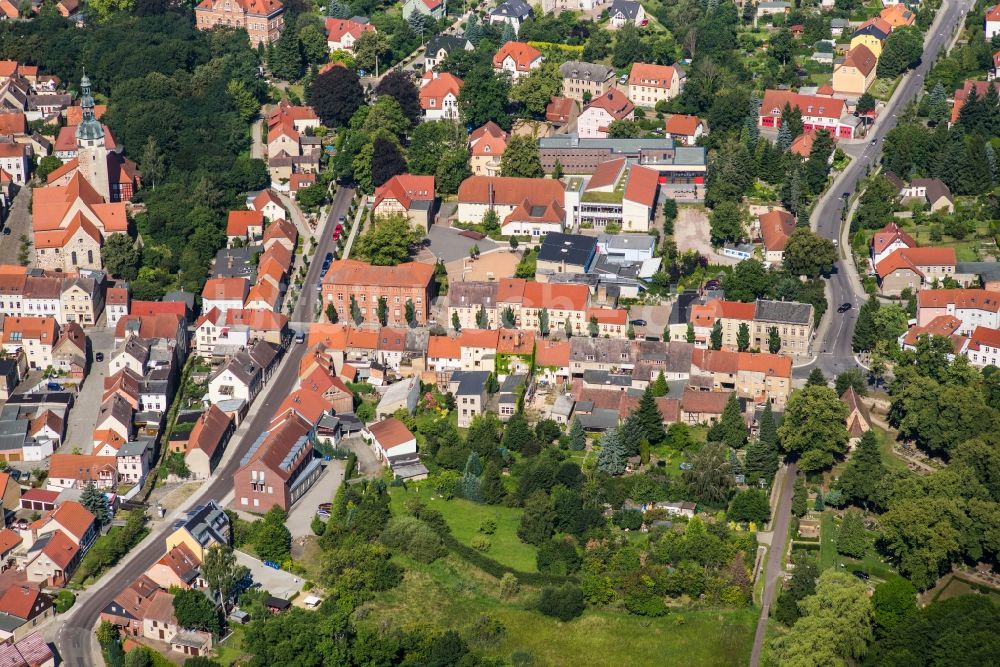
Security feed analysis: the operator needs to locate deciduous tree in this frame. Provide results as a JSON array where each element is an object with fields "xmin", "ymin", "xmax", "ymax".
[
  {"xmin": 308, "ymin": 66, "xmax": 364, "ymax": 127},
  {"xmin": 783, "ymin": 228, "xmax": 837, "ymax": 278},
  {"xmin": 499, "ymin": 134, "xmax": 543, "ymax": 178}
]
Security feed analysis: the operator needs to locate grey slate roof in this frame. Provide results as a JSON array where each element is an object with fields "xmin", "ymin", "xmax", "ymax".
[
  {"xmin": 956, "ymin": 262, "xmax": 1000, "ymax": 282},
  {"xmin": 425, "ymin": 34, "xmax": 472, "ymax": 56},
  {"xmin": 450, "ymin": 370, "xmax": 492, "ymax": 396},
  {"xmin": 609, "ymin": 0, "xmax": 642, "ymax": 19},
  {"xmin": 577, "ymin": 408, "xmax": 620, "ymax": 431},
  {"xmin": 582, "ymin": 369, "xmax": 632, "ymax": 387},
  {"xmin": 754, "ymin": 299, "xmax": 813, "ymax": 325},
  {"xmin": 570, "ymin": 337, "xmax": 635, "ymax": 364},
  {"xmin": 491, "ymin": 0, "xmax": 532, "ymax": 18},
  {"xmin": 559, "ymin": 61, "xmax": 614, "ymax": 82},
  {"xmin": 448, "ymin": 281, "xmax": 498, "ymax": 309},
  {"xmin": 539, "ymin": 135, "xmax": 676, "ymax": 152}
]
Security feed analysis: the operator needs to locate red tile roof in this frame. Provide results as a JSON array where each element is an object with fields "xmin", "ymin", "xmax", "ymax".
[
  {"xmin": 497, "ymin": 328, "xmax": 535, "ymax": 355},
  {"xmin": 323, "ymin": 259, "xmax": 436, "ymax": 289},
  {"xmin": 584, "ymin": 88, "xmax": 635, "ymax": 121},
  {"xmin": 624, "ymin": 165, "xmax": 659, "ymax": 207},
  {"xmin": 202, "ymin": 277, "xmax": 250, "ymax": 301},
  {"xmin": 457, "ymin": 175, "xmax": 564, "ymax": 209},
  {"xmin": 325, "ymin": 17, "xmax": 375, "ymax": 43},
  {"xmin": 586, "ymin": 307, "xmax": 628, "ymax": 325},
  {"xmin": 459, "ymin": 328, "xmax": 500, "ymax": 349},
  {"xmin": 760, "ymin": 89, "xmax": 845, "ymax": 121},
  {"xmin": 367, "ymin": 417, "xmax": 415, "ymax": 449},
  {"xmin": 871, "ymin": 222, "xmax": 916, "ymax": 256},
  {"xmin": 130, "ymin": 301, "xmax": 187, "ymax": 318},
  {"xmin": 535, "ymin": 339, "xmax": 571, "ymax": 367},
  {"xmin": 187, "ymin": 405, "xmax": 233, "ymax": 459},
  {"xmin": 493, "ymin": 41, "xmax": 542, "ymax": 72},
  {"xmin": 428, "ymin": 335, "xmax": 461, "ymax": 359},
  {"xmin": 545, "ymin": 96, "xmax": 574, "ymax": 123},
  {"xmin": 0, "ymin": 585, "xmax": 45, "ymax": 619},
  {"xmin": 628, "ymin": 63, "xmax": 678, "ymax": 89},
  {"xmin": 586, "ymin": 158, "xmax": 625, "ymax": 190},
  {"xmin": 917, "ymin": 288, "xmax": 1000, "ymax": 312},
  {"xmin": 902, "ymin": 314, "xmax": 964, "ymax": 347},
  {"xmin": 0, "ymin": 528, "xmax": 21, "ymax": 555},
  {"xmin": 521, "ymin": 282, "xmax": 589, "ymax": 311},
  {"xmin": 759, "ymin": 209, "xmax": 796, "ymax": 252},
  {"xmin": 469, "ymin": 121, "xmax": 508, "ymax": 156},
  {"xmin": 227, "ymin": 210, "xmax": 264, "ymax": 237},
  {"xmin": 373, "ymin": 174, "xmax": 435, "ymax": 210},
  {"xmin": 41, "ymin": 529, "xmax": 79, "ymax": 569},
  {"xmin": 876, "ymin": 247, "xmax": 957, "ymax": 279},
  {"xmin": 841, "ymin": 44, "xmax": 877, "ymax": 77},
  {"xmin": 680, "ymin": 387, "xmax": 732, "ymax": 414},
  {"xmin": 419, "ymin": 72, "xmax": 463, "ymax": 109},
  {"xmin": 968, "ymin": 325, "xmax": 1000, "ymax": 351},
  {"xmin": 664, "ymin": 114, "xmax": 702, "ymax": 137}
]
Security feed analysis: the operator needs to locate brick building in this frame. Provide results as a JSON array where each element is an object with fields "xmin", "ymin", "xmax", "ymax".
[
  {"xmin": 321, "ymin": 259, "xmax": 435, "ymax": 327},
  {"xmin": 195, "ymin": 0, "xmax": 285, "ymax": 47}
]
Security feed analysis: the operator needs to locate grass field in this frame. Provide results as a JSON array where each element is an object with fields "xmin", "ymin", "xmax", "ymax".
[
  {"xmin": 215, "ymin": 626, "xmax": 247, "ymax": 666},
  {"xmin": 818, "ymin": 510, "xmax": 898, "ymax": 580},
  {"xmin": 358, "ymin": 554, "xmax": 758, "ymax": 667},
  {"xmin": 932, "ymin": 575, "xmax": 1000, "ymax": 604},
  {"xmin": 389, "ymin": 484, "xmax": 539, "ymax": 572}
]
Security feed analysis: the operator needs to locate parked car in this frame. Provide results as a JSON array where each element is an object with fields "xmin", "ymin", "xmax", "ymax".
[
  {"xmin": 46, "ymin": 382, "xmax": 62, "ymax": 391},
  {"xmin": 95, "ymin": 352, "xmax": 104, "ymax": 362},
  {"xmin": 1, "ymin": 227, "xmax": 9, "ymax": 235},
  {"xmin": 704, "ymin": 279, "xmax": 721, "ymax": 290},
  {"xmin": 294, "ymin": 332, "xmax": 305, "ymax": 344},
  {"xmin": 630, "ymin": 319, "xmax": 647, "ymax": 327}
]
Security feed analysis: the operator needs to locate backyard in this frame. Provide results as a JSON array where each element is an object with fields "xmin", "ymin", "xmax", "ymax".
[
  {"xmin": 388, "ymin": 484, "xmax": 538, "ymax": 572},
  {"xmin": 358, "ymin": 554, "xmax": 757, "ymax": 667}
]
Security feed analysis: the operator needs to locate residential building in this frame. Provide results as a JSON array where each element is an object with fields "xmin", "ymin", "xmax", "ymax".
[
  {"xmin": 423, "ymin": 34, "xmax": 473, "ymax": 70},
  {"xmin": 608, "ymin": 0, "xmax": 645, "ymax": 28},
  {"xmin": 870, "ymin": 221, "xmax": 915, "ymax": 266},
  {"xmin": 488, "ymin": 0, "xmax": 533, "ymax": 34},
  {"xmin": 850, "ymin": 17, "xmax": 891, "ymax": 57},
  {"xmin": 627, "ymin": 63, "xmax": 683, "ymax": 107},
  {"xmin": 876, "ymin": 247, "xmax": 958, "ymax": 295},
  {"xmin": 832, "ymin": 44, "xmax": 878, "ymax": 96},
  {"xmin": 206, "ymin": 341, "xmax": 279, "ymax": 406},
  {"xmin": 949, "ymin": 79, "xmax": 1000, "ymax": 124},
  {"xmin": 227, "ymin": 210, "xmax": 265, "ymax": 246},
  {"xmin": 402, "ymin": 0, "xmax": 443, "ymax": 20},
  {"xmin": 195, "ymin": 0, "xmax": 284, "ymax": 46},
  {"xmin": 419, "ymin": 72, "xmax": 463, "ymax": 120},
  {"xmin": 663, "ymin": 114, "xmax": 704, "ymax": 146},
  {"xmin": 0, "ymin": 141, "xmax": 28, "ymax": 184},
  {"xmin": 322, "ymin": 259, "xmax": 435, "ymax": 327},
  {"xmin": 201, "ymin": 277, "xmax": 250, "ymax": 315},
  {"xmin": 758, "ymin": 209, "xmax": 796, "ymax": 265},
  {"xmin": 235, "ymin": 411, "xmax": 320, "ymax": 511},
  {"xmin": 536, "ymin": 232, "xmax": 598, "ymax": 279},
  {"xmin": 325, "ymin": 17, "xmax": 373, "ymax": 52},
  {"xmin": 0, "ymin": 586, "xmax": 53, "ymax": 642},
  {"xmin": 469, "ymin": 121, "xmax": 508, "ymax": 176},
  {"xmin": 752, "ymin": 300, "xmax": 814, "ymax": 355},
  {"xmin": 587, "ymin": 307, "xmax": 629, "ymax": 338},
  {"xmin": 578, "ymin": 88, "xmax": 635, "ymax": 139},
  {"xmin": 47, "ymin": 454, "xmax": 118, "ymax": 490},
  {"xmin": 375, "ymin": 376, "xmax": 420, "ymax": 418},
  {"xmin": 758, "ymin": 89, "xmax": 859, "ymax": 139},
  {"xmin": 492, "ymin": 41, "xmax": 543, "ymax": 81},
  {"xmin": 250, "ymin": 189, "xmax": 287, "ymax": 222},
  {"xmin": 546, "ymin": 95, "xmax": 575, "ymax": 125},
  {"xmin": 165, "ymin": 501, "xmax": 230, "ymax": 561},
  {"xmin": 0, "ymin": 632, "xmax": 54, "ymax": 666},
  {"xmin": 145, "ymin": 544, "xmax": 203, "ymax": 591},
  {"xmin": 448, "ymin": 370, "xmax": 492, "ymax": 427},
  {"xmin": 898, "ymin": 177, "xmax": 954, "ymax": 213},
  {"xmin": 1, "ymin": 316, "xmax": 57, "ymax": 370},
  {"xmin": 559, "ymin": 61, "xmax": 614, "ymax": 103},
  {"xmin": 916, "ymin": 289, "xmax": 1000, "ymax": 334},
  {"xmin": 456, "ymin": 175, "xmax": 566, "ymax": 237},
  {"xmin": 25, "ymin": 531, "xmax": 80, "ymax": 588},
  {"xmin": 363, "ymin": 417, "xmax": 417, "ymax": 462},
  {"xmin": 372, "ymin": 174, "xmax": 435, "ymax": 232},
  {"xmin": 988, "ymin": 4, "xmax": 1000, "ymax": 39},
  {"xmin": 691, "ymin": 349, "xmax": 793, "ymax": 409}
]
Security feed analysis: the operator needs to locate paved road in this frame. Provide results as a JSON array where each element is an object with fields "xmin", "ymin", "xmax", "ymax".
[
  {"xmin": 60, "ymin": 328, "xmax": 116, "ymax": 454},
  {"xmin": 55, "ymin": 341, "xmax": 309, "ymax": 667},
  {"xmin": 801, "ymin": 0, "xmax": 972, "ymax": 380},
  {"xmin": 292, "ymin": 185, "xmax": 354, "ymax": 324},
  {"xmin": 749, "ymin": 463, "xmax": 797, "ymax": 667},
  {"xmin": 0, "ymin": 186, "xmax": 30, "ymax": 264}
]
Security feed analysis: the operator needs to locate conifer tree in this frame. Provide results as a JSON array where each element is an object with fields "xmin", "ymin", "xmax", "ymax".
[
  {"xmin": 596, "ymin": 427, "xmax": 627, "ymax": 475},
  {"xmin": 807, "ymin": 367, "xmax": 827, "ymax": 387},
  {"xmin": 634, "ymin": 385, "xmax": 666, "ymax": 445},
  {"xmin": 737, "ymin": 322, "xmax": 751, "ymax": 352},
  {"xmin": 651, "ymin": 370, "xmax": 668, "ymax": 397},
  {"xmin": 567, "ymin": 417, "xmax": 586, "ymax": 451},
  {"xmin": 81, "ymin": 482, "xmax": 110, "ymax": 525},
  {"xmin": 710, "ymin": 320, "xmax": 723, "ymax": 350}
]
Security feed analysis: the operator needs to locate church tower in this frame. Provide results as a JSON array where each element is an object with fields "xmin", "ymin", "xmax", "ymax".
[{"xmin": 76, "ymin": 72, "xmax": 111, "ymax": 202}]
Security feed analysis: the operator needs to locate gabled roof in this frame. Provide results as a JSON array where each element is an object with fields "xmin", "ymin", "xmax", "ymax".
[
  {"xmin": 853, "ymin": 16, "xmax": 892, "ymax": 39},
  {"xmin": 623, "ymin": 165, "xmax": 659, "ymax": 207},
  {"xmin": 155, "ymin": 542, "xmax": 202, "ymax": 584},
  {"xmin": 197, "ymin": 0, "xmax": 283, "ymax": 15},
  {"xmin": 535, "ymin": 339, "xmax": 571, "ymax": 367},
  {"xmin": 968, "ymin": 325, "xmax": 1000, "ymax": 351},
  {"xmin": 759, "ymin": 209, "xmax": 796, "ymax": 252},
  {"xmin": 917, "ymin": 288, "xmax": 1000, "ymax": 312},
  {"xmin": 493, "ymin": 41, "xmax": 542, "ymax": 72},
  {"xmin": 759, "ymin": 89, "xmax": 845, "ymax": 121},
  {"xmin": 377, "ymin": 327, "xmax": 408, "ymax": 353},
  {"xmin": 458, "ymin": 175, "xmax": 564, "ymax": 208},
  {"xmin": 252, "ymin": 189, "xmax": 285, "ymax": 214},
  {"xmin": 366, "ymin": 417, "xmax": 415, "ymax": 449},
  {"xmin": 425, "ymin": 34, "xmax": 471, "ymax": 56},
  {"xmin": 491, "ymin": 0, "xmax": 531, "ymax": 19},
  {"xmin": 680, "ymin": 387, "xmax": 732, "ymax": 414},
  {"xmin": 0, "ymin": 585, "xmax": 45, "ymax": 620},
  {"xmin": 202, "ymin": 277, "xmax": 250, "ymax": 302},
  {"xmin": 545, "ymin": 96, "xmax": 574, "ymax": 123},
  {"xmin": 521, "ymin": 282, "xmax": 589, "ymax": 311},
  {"xmin": 373, "ymin": 174, "xmax": 435, "ymax": 210},
  {"xmin": 839, "ymin": 44, "xmax": 877, "ymax": 77},
  {"xmin": 419, "ymin": 72, "xmax": 463, "ymax": 109},
  {"xmin": 227, "ymin": 210, "xmax": 265, "ymax": 237},
  {"xmin": 48, "ymin": 454, "xmax": 117, "ymax": 485},
  {"xmin": 880, "ymin": 3, "xmax": 915, "ymax": 27},
  {"xmin": 273, "ymin": 388, "xmax": 332, "ymax": 426},
  {"xmin": 871, "ymin": 222, "xmax": 915, "ymax": 256},
  {"xmin": 583, "ymin": 88, "xmax": 635, "ymax": 121},
  {"xmin": 186, "ymin": 405, "xmax": 233, "ymax": 459},
  {"xmin": 41, "ymin": 529, "xmax": 79, "ymax": 569},
  {"xmin": 469, "ymin": 121, "xmax": 509, "ymax": 156},
  {"xmin": 664, "ymin": 114, "xmax": 702, "ymax": 137},
  {"xmin": 628, "ymin": 63, "xmax": 679, "ymax": 89},
  {"xmin": 497, "ymin": 328, "xmax": 535, "ymax": 355},
  {"xmin": 559, "ymin": 61, "xmax": 613, "ymax": 82},
  {"xmin": 876, "ymin": 247, "xmax": 958, "ymax": 279},
  {"xmin": 427, "ymin": 335, "xmax": 461, "ymax": 359},
  {"xmin": 325, "ymin": 17, "xmax": 375, "ymax": 43},
  {"xmin": 609, "ymin": 0, "xmax": 642, "ymax": 19},
  {"xmin": 240, "ymin": 412, "xmax": 313, "ymax": 480}
]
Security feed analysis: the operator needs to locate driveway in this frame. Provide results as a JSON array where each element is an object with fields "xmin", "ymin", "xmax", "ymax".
[
  {"xmin": 426, "ymin": 225, "xmax": 498, "ymax": 264},
  {"xmin": 285, "ymin": 460, "xmax": 344, "ymax": 538},
  {"xmin": 60, "ymin": 328, "xmax": 117, "ymax": 454},
  {"xmin": 340, "ymin": 436, "xmax": 381, "ymax": 478},
  {"xmin": 0, "ymin": 187, "xmax": 30, "ymax": 265},
  {"xmin": 234, "ymin": 550, "xmax": 303, "ymax": 600}
]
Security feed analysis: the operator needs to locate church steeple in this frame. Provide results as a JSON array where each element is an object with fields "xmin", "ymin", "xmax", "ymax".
[
  {"xmin": 76, "ymin": 70, "xmax": 104, "ymax": 144},
  {"xmin": 75, "ymin": 69, "xmax": 111, "ymax": 202}
]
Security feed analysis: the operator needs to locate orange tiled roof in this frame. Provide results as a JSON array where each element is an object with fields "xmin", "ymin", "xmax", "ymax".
[
  {"xmin": 876, "ymin": 247, "xmax": 957, "ymax": 279},
  {"xmin": 323, "ymin": 259, "xmax": 435, "ymax": 289},
  {"xmin": 664, "ymin": 114, "xmax": 702, "ymax": 137},
  {"xmin": 628, "ymin": 63, "xmax": 677, "ymax": 89},
  {"xmin": 584, "ymin": 88, "xmax": 634, "ymax": 121},
  {"xmin": 493, "ymin": 41, "xmax": 542, "ymax": 71},
  {"xmin": 917, "ymin": 288, "xmax": 1000, "ymax": 312},
  {"xmin": 373, "ymin": 174, "xmax": 435, "ymax": 211},
  {"xmin": 759, "ymin": 209, "xmax": 796, "ymax": 252},
  {"xmin": 428, "ymin": 335, "xmax": 461, "ymax": 359}
]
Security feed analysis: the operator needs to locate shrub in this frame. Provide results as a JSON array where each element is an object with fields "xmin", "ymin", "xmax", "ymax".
[
  {"xmin": 55, "ymin": 590, "xmax": 76, "ymax": 613},
  {"xmin": 380, "ymin": 516, "xmax": 447, "ymax": 563},
  {"xmin": 500, "ymin": 572, "xmax": 520, "ymax": 599},
  {"xmin": 479, "ymin": 518, "xmax": 497, "ymax": 535},
  {"xmin": 472, "ymin": 536, "xmax": 491, "ymax": 552},
  {"xmin": 612, "ymin": 509, "xmax": 643, "ymax": 531},
  {"xmin": 538, "ymin": 584, "xmax": 586, "ymax": 621}
]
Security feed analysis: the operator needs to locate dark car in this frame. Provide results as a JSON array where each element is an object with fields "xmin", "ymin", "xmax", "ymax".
[
  {"xmin": 95, "ymin": 352, "xmax": 104, "ymax": 362},
  {"xmin": 853, "ymin": 571, "xmax": 870, "ymax": 581},
  {"xmin": 324, "ymin": 252, "xmax": 334, "ymax": 264},
  {"xmin": 704, "ymin": 280, "xmax": 721, "ymax": 290},
  {"xmin": 837, "ymin": 303, "xmax": 852, "ymax": 313},
  {"xmin": 1, "ymin": 227, "xmax": 10, "ymax": 235},
  {"xmin": 46, "ymin": 382, "xmax": 62, "ymax": 391},
  {"xmin": 338, "ymin": 216, "xmax": 346, "ymax": 224},
  {"xmin": 630, "ymin": 319, "xmax": 647, "ymax": 327}
]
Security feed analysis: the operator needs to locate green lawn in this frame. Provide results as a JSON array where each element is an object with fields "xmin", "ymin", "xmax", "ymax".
[
  {"xmin": 819, "ymin": 511, "xmax": 838, "ymax": 570},
  {"xmin": 215, "ymin": 625, "xmax": 247, "ymax": 666},
  {"xmin": 359, "ymin": 554, "xmax": 757, "ymax": 667},
  {"xmin": 818, "ymin": 510, "xmax": 898, "ymax": 580},
  {"xmin": 874, "ymin": 426, "xmax": 908, "ymax": 473},
  {"xmin": 389, "ymin": 484, "xmax": 539, "ymax": 572}
]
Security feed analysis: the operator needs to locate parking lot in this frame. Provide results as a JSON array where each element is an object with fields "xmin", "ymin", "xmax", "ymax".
[
  {"xmin": 425, "ymin": 224, "xmax": 499, "ymax": 264},
  {"xmin": 285, "ymin": 460, "xmax": 345, "ymax": 538},
  {"xmin": 235, "ymin": 550, "xmax": 303, "ymax": 600}
]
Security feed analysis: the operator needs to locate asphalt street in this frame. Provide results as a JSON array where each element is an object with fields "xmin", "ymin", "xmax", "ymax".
[
  {"xmin": 750, "ymin": 1, "xmax": 973, "ymax": 664},
  {"xmin": 804, "ymin": 0, "xmax": 972, "ymax": 380}
]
